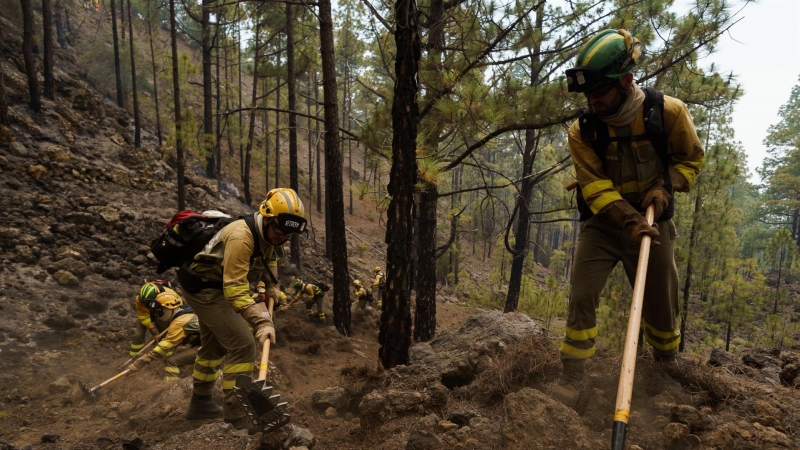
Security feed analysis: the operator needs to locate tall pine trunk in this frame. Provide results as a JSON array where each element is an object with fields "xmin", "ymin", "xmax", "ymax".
[
  {"xmin": 20, "ymin": 0, "xmax": 41, "ymax": 112},
  {"xmin": 54, "ymin": 0, "xmax": 67, "ymax": 48},
  {"xmin": 202, "ymin": 0, "xmax": 214, "ymax": 177},
  {"xmin": 379, "ymin": 0, "xmax": 420, "ymax": 368},
  {"xmin": 42, "ymin": 0, "xmax": 55, "ymax": 100},
  {"xmin": 318, "ymin": 0, "xmax": 350, "ymax": 335},
  {"xmin": 243, "ymin": 21, "xmax": 260, "ymax": 206},
  {"xmin": 307, "ymin": 77, "xmax": 313, "ymax": 198},
  {"xmin": 274, "ymin": 48, "xmax": 281, "ymax": 188},
  {"xmin": 146, "ymin": 2, "xmax": 162, "ymax": 146},
  {"xmin": 214, "ymin": 22, "xmax": 222, "ymax": 176},
  {"xmin": 110, "ymin": 0, "xmax": 123, "ymax": 107},
  {"xmin": 286, "ymin": 3, "xmax": 300, "ymax": 267},
  {"xmin": 127, "ymin": 0, "xmax": 141, "ymax": 148},
  {"xmin": 169, "ymin": 0, "xmax": 186, "ymax": 210},
  {"xmin": 315, "ymin": 71, "xmax": 322, "ymax": 213}
]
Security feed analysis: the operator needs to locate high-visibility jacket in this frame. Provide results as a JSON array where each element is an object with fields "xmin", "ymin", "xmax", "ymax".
[
  {"xmin": 568, "ymin": 94, "xmax": 704, "ymax": 215},
  {"xmin": 294, "ymin": 283, "xmax": 322, "ymax": 301},
  {"xmin": 134, "ymin": 286, "xmax": 181, "ymax": 330},
  {"xmin": 150, "ymin": 311, "xmax": 200, "ymax": 359}
]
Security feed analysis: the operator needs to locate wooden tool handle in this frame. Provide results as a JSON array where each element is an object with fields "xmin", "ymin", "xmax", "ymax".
[
  {"xmin": 120, "ymin": 329, "xmax": 168, "ymax": 368},
  {"xmin": 613, "ymin": 204, "xmax": 655, "ymax": 424},
  {"xmin": 98, "ymin": 369, "xmax": 131, "ymax": 389},
  {"xmin": 256, "ymin": 296, "xmax": 276, "ymax": 380}
]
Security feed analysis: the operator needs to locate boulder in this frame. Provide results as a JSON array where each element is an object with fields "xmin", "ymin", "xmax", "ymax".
[
  {"xmin": 283, "ymin": 426, "xmax": 315, "ymax": 449},
  {"xmin": 53, "ymin": 270, "xmax": 80, "ymax": 286},
  {"xmin": 662, "ymin": 422, "xmax": 700, "ymax": 449},
  {"xmin": 27, "ymin": 164, "xmax": 47, "ymax": 179},
  {"xmin": 47, "ymin": 377, "xmax": 72, "ymax": 394},
  {"xmin": 708, "ymin": 348, "xmax": 735, "ymax": 367},
  {"xmin": 311, "ymin": 386, "xmax": 347, "ymax": 411},
  {"xmin": 74, "ymin": 295, "xmax": 108, "ymax": 314},
  {"xmin": 501, "ymin": 388, "xmax": 592, "ymax": 450},
  {"xmin": 406, "ymin": 414, "xmax": 444, "ymax": 450},
  {"xmin": 48, "ymin": 257, "xmax": 88, "ymax": 278},
  {"xmin": 40, "ymin": 431, "xmax": 60, "ymax": 443},
  {"xmin": 14, "ymin": 245, "xmax": 37, "ymax": 264}
]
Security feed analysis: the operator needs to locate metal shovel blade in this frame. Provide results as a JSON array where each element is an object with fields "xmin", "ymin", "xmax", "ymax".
[
  {"xmin": 79, "ymin": 379, "xmax": 98, "ymax": 401},
  {"xmin": 233, "ymin": 375, "xmax": 291, "ymax": 434}
]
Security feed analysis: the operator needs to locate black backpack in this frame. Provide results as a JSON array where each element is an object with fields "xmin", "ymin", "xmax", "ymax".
[
  {"xmin": 316, "ymin": 282, "xmax": 330, "ymax": 292},
  {"xmin": 150, "ymin": 211, "xmax": 260, "ymax": 274},
  {"xmin": 575, "ymin": 86, "xmax": 674, "ymax": 221}
]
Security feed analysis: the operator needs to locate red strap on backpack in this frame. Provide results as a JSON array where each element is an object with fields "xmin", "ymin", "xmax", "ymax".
[{"xmin": 164, "ymin": 210, "xmax": 204, "ymax": 229}]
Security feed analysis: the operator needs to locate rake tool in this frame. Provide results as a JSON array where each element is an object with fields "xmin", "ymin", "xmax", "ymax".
[
  {"xmin": 233, "ymin": 297, "xmax": 291, "ymax": 434},
  {"xmin": 611, "ymin": 204, "xmax": 655, "ymax": 450},
  {"xmin": 79, "ymin": 369, "xmax": 133, "ymax": 401},
  {"xmin": 120, "ymin": 329, "xmax": 169, "ymax": 369}
]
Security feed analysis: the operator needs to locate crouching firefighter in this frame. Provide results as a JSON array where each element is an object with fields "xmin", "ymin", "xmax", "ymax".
[
  {"xmin": 127, "ymin": 289, "xmax": 200, "ymax": 380},
  {"xmin": 554, "ymin": 29, "xmax": 704, "ymax": 407},
  {"xmin": 129, "ymin": 280, "xmax": 175, "ymax": 356},
  {"xmin": 177, "ymin": 188, "xmax": 307, "ymax": 430}
]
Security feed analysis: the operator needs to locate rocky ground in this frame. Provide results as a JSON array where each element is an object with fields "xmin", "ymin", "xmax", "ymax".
[{"xmin": 3, "ymin": 10, "xmax": 800, "ymax": 450}]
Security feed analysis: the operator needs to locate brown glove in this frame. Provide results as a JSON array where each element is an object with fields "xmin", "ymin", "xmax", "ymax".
[
  {"xmin": 641, "ymin": 188, "xmax": 671, "ymax": 221},
  {"xmin": 240, "ymin": 302, "xmax": 276, "ymax": 345},
  {"xmin": 149, "ymin": 327, "xmax": 160, "ymax": 343},
  {"xmin": 601, "ymin": 201, "xmax": 660, "ymax": 247},
  {"xmin": 669, "ymin": 167, "xmax": 690, "ymax": 193}
]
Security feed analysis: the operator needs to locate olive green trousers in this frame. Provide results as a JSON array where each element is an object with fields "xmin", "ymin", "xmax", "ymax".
[{"xmin": 560, "ymin": 214, "xmax": 680, "ymax": 369}]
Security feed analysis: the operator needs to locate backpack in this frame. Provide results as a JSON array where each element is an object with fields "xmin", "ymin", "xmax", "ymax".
[
  {"xmin": 316, "ymin": 281, "xmax": 330, "ymax": 292},
  {"xmin": 575, "ymin": 86, "xmax": 674, "ymax": 221},
  {"xmin": 362, "ymin": 289, "xmax": 374, "ymax": 303},
  {"xmin": 150, "ymin": 211, "xmax": 260, "ymax": 274},
  {"xmin": 377, "ymin": 273, "xmax": 386, "ymax": 290}
]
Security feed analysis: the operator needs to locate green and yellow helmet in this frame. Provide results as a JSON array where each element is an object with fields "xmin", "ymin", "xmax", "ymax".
[
  {"xmin": 293, "ymin": 279, "xmax": 303, "ymax": 290},
  {"xmin": 566, "ymin": 29, "xmax": 641, "ymax": 93},
  {"xmin": 139, "ymin": 282, "xmax": 167, "ymax": 301}
]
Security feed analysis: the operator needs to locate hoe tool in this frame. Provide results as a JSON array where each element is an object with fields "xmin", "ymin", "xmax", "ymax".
[
  {"xmin": 79, "ymin": 369, "xmax": 133, "ymax": 401},
  {"xmin": 233, "ymin": 297, "xmax": 291, "ymax": 434},
  {"xmin": 120, "ymin": 329, "xmax": 169, "ymax": 369},
  {"xmin": 611, "ymin": 205, "xmax": 655, "ymax": 450}
]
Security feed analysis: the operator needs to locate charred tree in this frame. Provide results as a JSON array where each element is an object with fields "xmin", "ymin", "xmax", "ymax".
[
  {"xmin": 109, "ymin": 0, "xmax": 123, "ymax": 107},
  {"xmin": 20, "ymin": 0, "xmax": 41, "ymax": 112},
  {"xmin": 0, "ymin": 30, "xmax": 8, "ymax": 124},
  {"xmin": 202, "ymin": 0, "xmax": 215, "ymax": 177},
  {"xmin": 42, "ymin": 0, "xmax": 55, "ymax": 100},
  {"xmin": 318, "ymin": 0, "xmax": 350, "ymax": 335},
  {"xmin": 314, "ymin": 71, "xmax": 322, "ymax": 213},
  {"xmin": 379, "ymin": 0, "xmax": 420, "ymax": 368},
  {"xmin": 243, "ymin": 20, "xmax": 261, "ymax": 206},
  {"xmin": 127, "ymin": 0, "xmax": 141, "ymax": 147},
  {"xmin": 54, "ymin": 0, "xmax": 67, "ymax": 48},
  {"xmin": 146, "ymin": 1, "xmax": 162, "ymax": 146},
  {"xmin": 274, "ymin": 45, "xmax": 282, "ymax": 188},
  {"xmin": 169, "ymin": 0, "xmax": 186, "ymax": 210},
  {"xmin": 286, "ymin": 3, "xmax": 300, "ymax": 266}
]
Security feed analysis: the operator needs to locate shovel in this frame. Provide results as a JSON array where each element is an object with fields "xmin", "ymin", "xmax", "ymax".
[
  {"xmin": 611, "ymin": 204, "xmax": 655, "ymax": 450},
  {"xmin": 79, "ymin": 369, "xmax": 133, "ymax": 401},
  {"xmin": 120, "ymin": 329, "xmax": 169, "ymax": 370},
  {"xmin": 233, "ymin": 297, "xmax": 291, "ymax": 434}
]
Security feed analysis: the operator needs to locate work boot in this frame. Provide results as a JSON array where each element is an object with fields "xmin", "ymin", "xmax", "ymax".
[
  {"xmin": 551, "ymin": 364, "xmax": 584, "ymax": 408},
  {"xmin": 654, "ymin": 352, "xmax": 678, "ymax": 365},
  {"xmin": 225, "ymin": 416, "xmax": 259, "ymax": 435},
  {"xmin": 185, "ymin": 394, "xmax": 223, "ymax": 420}
]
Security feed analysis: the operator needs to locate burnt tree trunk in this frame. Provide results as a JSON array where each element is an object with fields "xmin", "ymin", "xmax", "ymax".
[
  {"xmin": 379, "ymin": 0, "xmax": 420, "ymax": 368},
  {"xmin": 214, "ymin": 19, "xmax": 222, "ymax": 175},
  {"xmin": 54, "ymin": 0, "xmax": 67, "ymax": 48},
  {"xmin": 274, "ymin": 46, "xmax": 281, "ymax": 188},
  {"xmin": 286, "ymin": 3, "xmax": 300, "ymax": 267},
  {"xmin": 202, "ymin": 0, "xmax": 215, "ymax": 177},
  {"xmin": 318, "ymin": 0, "xmax": 350, "ymax": 335},
  {"xmin": 109, "ymin": 0, "xmax": 123, "ymax": 107},
  {"xmin": 243, "ymin": 20, "xmax": 260, "ymax": 206},
  {"xmin": 20, "ymin": 0, "xmax": 41, "ymax": 112},
  {"xmin": 307, "ymin": 77, "xmax": 313, "ymax": 198},
  {"xmin": 0, "ymin": 30, "xmax": 8, "ymax": 124},
  {"xmin": 315, "ymin": 71, "xmax": 322, "ymax": 213},
  {"xmin": 127, "ymin": 0, "xmax": 141, "ymax": 147},
  {"xmin": 169, "ymin": 0, "xmax": 186, "ymax": 210},
  {"xmin": 42, "ymin": 0, "xmax": 55, "ymax": 100},
  {"xmin": 146, "ymin": 2, "xmax": 162, "ymax": 146}
]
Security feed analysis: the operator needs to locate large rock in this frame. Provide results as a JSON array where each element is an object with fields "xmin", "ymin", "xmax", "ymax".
[
  {"xmin": 283, "ymin": 426, "xmax": 315, "ymax": 449},
  {"xmin": 501, "ymin": 388, "xmax": 592, "ymax": 450},
  {"xmin": 53, "ymin": 270, "xmax": 80, "ymax": 286},
  {"xmin": 409, "ymin": 311, "xmax": 543, "ymax": 388},
  {"xmin": 311, "ymin": 386, "xmax": 347, "ymax": 411},
  {"xmin": 406, "ymin": 414, "xmax": 444, "ymax": 450},
  {"xmin": 48, "ymin": 257, "xmax": 89, "ymax": 278},
  {"xmin": 48, "ymin": 377, "xmax": 72, "ymax": 394},
  {"xmin": 708, "ymin": 348, "xmax": 736, "ymax": 367}
]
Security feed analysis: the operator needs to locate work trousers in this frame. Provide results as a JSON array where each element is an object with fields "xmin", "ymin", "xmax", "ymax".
[
  {"xmin": 184, "ymin": 288, "xmax": 256, "ymax": 421},
  {"xmin": 560, "ymin": 214, "xmax": 680, "ymax": 369},
  {"xmin": 305, "ymin": 294, "xmax": 325, "ymax": 323},
  {"xmin": 162, "ymin": 347, "xmax": 198, "ymax": 381},
  {"xmin": 129, "ymin": 319, "xmax": 169, "ymax": 356}
]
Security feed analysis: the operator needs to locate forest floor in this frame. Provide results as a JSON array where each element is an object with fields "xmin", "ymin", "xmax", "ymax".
[{"xmin": 3, "ymin": 8, "xmax": 800, "ymax": 450}]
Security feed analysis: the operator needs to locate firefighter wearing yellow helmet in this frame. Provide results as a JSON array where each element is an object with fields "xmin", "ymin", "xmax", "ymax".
[
  {"xmin": 178, "ymin": 188, "xmax": 307, "ymax": 431},
  {"xmin": 127, "ymin": 289, "xmax": 201, "ymax": 380},
  {"xmin": 372, "ymin": 267, "xmax": 385, "ymax": 308},
  {"xmin": 352, "ymin": 279, "xmax": 372, "ymax": 310},
  {"xmin": 554, "ymin": 29, "xmax": 704, "ymax": 408}
]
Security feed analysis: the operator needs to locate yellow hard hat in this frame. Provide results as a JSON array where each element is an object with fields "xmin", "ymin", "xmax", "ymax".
[
  {"xmin": 374, "ymin": 267, "xmax": 382, "ymax": 274},
  {"xmin": 353, "ymin": 280, "xmax": 362, "ymax": 287}
]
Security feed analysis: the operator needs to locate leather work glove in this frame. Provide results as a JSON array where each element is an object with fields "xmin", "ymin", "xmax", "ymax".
[
  {"xmin": 264, "ymin": 286, "xmax": 281, "ymax": 309},
  {"xmin": 149, "ymin": 327, "xmax": 160, "ymax": 343},
  {"xmin": 601, "ymin": 201, "xmax": 660, "ymax": 247},
  {"xmin": 641, "ymin": 187, "xmax": 671, "ymax": 222},
  {"xmin": 128, "ymin": 353, "xmax": 153, "ymax": 372},
  {"xmin": 240, "ymin": 302, "xmax": 276, "ymax": 345}
]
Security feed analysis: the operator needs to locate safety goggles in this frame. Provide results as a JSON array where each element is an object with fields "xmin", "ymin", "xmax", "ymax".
[
  {"xmin": 272, "ymin": 213, "xmax": 307, "ymax": 235},
  {"xmin": 565, "ymin": 66, "xmax": 610, "ymax": 93},
  {"xmin": 583, "ymin": 81, "xmax": 616, "ymax": 99},
  {"xmin": 143, "ymin": 299, "xmax": 163, "ymax": 317}
]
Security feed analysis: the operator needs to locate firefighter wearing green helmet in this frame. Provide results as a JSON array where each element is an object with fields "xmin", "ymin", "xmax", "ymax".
[
  {"xmin": 129, "ymin": 280, "xmax": 175, "ymax": 356},
  {"xmin": 178, "ymin": 187, "xmax": 307, "ymax": 432},
  {"xmin": 554, "ymin": 29, "xmax": 705, "ymax": 407}
]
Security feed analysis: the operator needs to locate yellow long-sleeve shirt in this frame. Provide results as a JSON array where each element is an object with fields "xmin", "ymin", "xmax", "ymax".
[
  {"xmin": 569, "ymin": 94, "xmax": 704, "ymax": 215},
  {"xmin": 190, "ymin": 214, "xmax": 278, "ymax": 312},
  {"xmin": 294, "ymin": 283, "xmax": 322, "ymax": 301},
  {"xmin": 149, "ymin": 313, "xmax": 199, "ymax": 359}
]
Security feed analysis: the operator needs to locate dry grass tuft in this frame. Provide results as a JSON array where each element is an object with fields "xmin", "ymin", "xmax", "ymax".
[
  {"xmin": 339, "ymin": 363, "xmax": 386, "ymax": 411},
  {"xmin": 304, "ymin": 342, "xmax": 322, "ymax": 355},
  {"xmin": 662, "ymin": 358, "xmax": 743, "ymax": 406},
  {"xmin": 471, "ymin": 335, "xmax": 561, "ymax": 402}
]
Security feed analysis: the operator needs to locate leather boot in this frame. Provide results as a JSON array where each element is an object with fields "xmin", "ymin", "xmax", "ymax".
[
  {"xmin": 654, "ymin": 352, "xmax": 677, "ymax": 365},
  {"xmin": 551, "ymin": 366, "xmax": 584, "ymax": 408},
  {"xmin": 185, "ymin": 394, "xmax": 223, "ymax": 420}
]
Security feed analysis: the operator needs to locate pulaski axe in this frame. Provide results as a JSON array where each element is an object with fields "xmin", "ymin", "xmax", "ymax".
[
  {"xmin": 79, "ymin": 369, "xmax": 133, "ymax": 401},
  {"xmin": 233, "ymin": 297, "xmax": 291, "ymax": 434},
  {"xmin": 611, "ymin": 204, "xmax": 655, "ymax": 450}
]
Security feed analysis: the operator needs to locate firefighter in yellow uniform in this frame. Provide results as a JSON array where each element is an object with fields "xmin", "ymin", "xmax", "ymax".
[
  {"xmin": 372, "ymin": 267, "xmax": 385, "ymax": 308},
  {"xmin": 293, "ymin": 279, "xmax": 326, "ymax": 324},
  {"xmin": 177, "ymin": 188, "xmax": 307, "ymax": 431},
  {"xmin": 129, "ymin": 281, "xmax": 175, "ymax": 356},
  {"xmin": 553, "ymin": 29, "xmax": 704, "ymax": 407},
  {"xmin": 252, "ymin": 281, "xmax": 287, "ymax": 309},
  {"xmin": 127, "ymin": 290, "xmax": 200, "ymax": 380},
  {"xmin": 353, "ymin": 280, "xmax": 371, "ymax": 310}
]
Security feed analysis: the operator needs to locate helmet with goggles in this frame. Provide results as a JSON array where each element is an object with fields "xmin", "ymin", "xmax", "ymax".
[
  {"xmin": 143, "ymin": 290, "xmax": 183, "ymax": 318},
  {"xmin": 259, "ymin": 188, "xmax": 307, "ymax": 235},
  {"xmin": 565, "ymin": 29, "xmax": 641, "ymax": 94},
  {"xmin": 293, "ymin": 279, "xmax": 303, "ymax": 290}
]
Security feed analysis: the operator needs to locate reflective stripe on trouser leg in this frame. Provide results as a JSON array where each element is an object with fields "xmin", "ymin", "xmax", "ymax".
[
  {"xmin": 306, "ymin": 301, "xmax": 315, "ymax": 319},
  {"xmin": 183, "ymin": 288, "xmax": 256, "ymax": 421},
  {"xmin": 561, "ymin": 216, "xmax": 626, "ymax": 365},
  {"xmin": 163, "ymin": 347, "xmax": 198, "ymax": 381},
  {"xmin": 620, "ymin": 219, "xmax": 681, "ymax": 357},
  {"xmin": 130, "ymin": 321, "xmax": 147, "ymax": 356}
]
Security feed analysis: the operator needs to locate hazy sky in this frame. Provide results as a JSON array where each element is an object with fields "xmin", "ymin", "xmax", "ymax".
[{"xmin": 673, "ymin": 0, "xmax": 800, "ymax": 181}]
